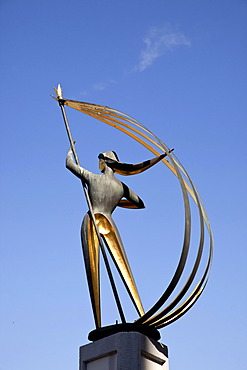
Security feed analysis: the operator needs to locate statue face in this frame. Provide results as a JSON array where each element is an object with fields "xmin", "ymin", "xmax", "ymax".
[{"xmin": 99, "ymin": 159, "xmax": 106, "ymax": 173}]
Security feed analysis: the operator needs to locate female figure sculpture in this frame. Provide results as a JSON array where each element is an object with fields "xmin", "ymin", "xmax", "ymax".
[{"xmin": 66, "ymin": 147, "xmax": 166, "ymax": 327}]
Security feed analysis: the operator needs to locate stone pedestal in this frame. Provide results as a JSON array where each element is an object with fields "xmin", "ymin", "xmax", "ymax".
[{"xmin": 79, "ymin": 331, "xmax": 169, "ymax": 370}]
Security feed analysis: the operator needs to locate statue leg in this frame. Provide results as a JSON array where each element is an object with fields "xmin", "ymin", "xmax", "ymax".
[
  {"xmin": 81, "ymin": 213, "xmax": 101, "ymax": 328},
  {"xmin": 95, "ymin": 213, "xmax": 144, "ymax": 317}
]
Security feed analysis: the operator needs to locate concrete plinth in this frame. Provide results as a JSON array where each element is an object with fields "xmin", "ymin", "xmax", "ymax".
[{"xmin": 79, "ymin": 331, "xmax": 169, "ymax": 370}]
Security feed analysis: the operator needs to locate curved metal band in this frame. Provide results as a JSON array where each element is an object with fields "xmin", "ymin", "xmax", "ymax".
[
  {"xmin": 154, "ymin": 231, "xmax": 213, "ymax": 328},
  {"xmin": 142, "ymin": 168, "xmax": 205, "ymax": 326},
  {"xmin": 144, "ymin": 163, "xmax": 206, "ymax": 326}
]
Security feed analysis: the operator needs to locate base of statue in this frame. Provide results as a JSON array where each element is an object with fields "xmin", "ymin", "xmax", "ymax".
[
  {"xmin": 79, "ymin": 331, "xmax": 169, "ymax": 369},
  {"xmin": 88, "ymin": 322, "xmax": 160, "ymax": 341}
]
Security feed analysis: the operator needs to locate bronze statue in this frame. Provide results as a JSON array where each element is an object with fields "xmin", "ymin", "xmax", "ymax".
[
  {"xmin": 66, "ymin": 146, "xmax": 166, "ymax": 327},
  {"xmin": 53, "ymin": 85, "xmax": 213, "ymax": 341}
]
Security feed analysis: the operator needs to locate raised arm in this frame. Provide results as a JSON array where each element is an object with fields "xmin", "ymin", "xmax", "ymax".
[{"xmin": 66, "ymin": 147, "xmax": 91, "ymax": 183}]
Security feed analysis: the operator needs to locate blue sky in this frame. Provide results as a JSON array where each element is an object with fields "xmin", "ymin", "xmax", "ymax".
[{"xmin": 0, "ymin": 0, "xmax": 246, "ymax": 369}]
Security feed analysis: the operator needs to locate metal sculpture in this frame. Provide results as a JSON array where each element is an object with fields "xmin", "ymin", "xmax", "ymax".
[
  {"xmin": 67, "ymin": 146, "xmax": 170, "ymax": 327},
  {"xmin": 53, "ymin": 85, "xmax": 213, "ymax": 340}
]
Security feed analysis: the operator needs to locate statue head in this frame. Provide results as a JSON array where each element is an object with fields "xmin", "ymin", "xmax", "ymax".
[{"xmin": 98, "ymin": 151, "xmax": 119, "ymax": 173}]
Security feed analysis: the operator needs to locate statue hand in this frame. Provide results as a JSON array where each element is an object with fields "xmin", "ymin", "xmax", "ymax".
[{"xmin": 68, "ymin": 141, "xmax": 76, "ymax": 151}]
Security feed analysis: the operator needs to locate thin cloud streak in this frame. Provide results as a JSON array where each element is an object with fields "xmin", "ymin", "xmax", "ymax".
[
  {"xmin": 92, "ymin": 82, "xmax": 107, "ymax": 91},
  {"xmin": 92, "ymin": 79, "xmax": 117, "ymax": 91},
  {"xmin": 135, "ymin": 26, "xmax": 191, "ymax": 72}
]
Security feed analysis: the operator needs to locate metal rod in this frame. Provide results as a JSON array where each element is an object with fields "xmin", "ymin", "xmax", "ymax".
[
  {"xmin": 57, "ymin": 96, "xmax": 126, "ymax": 324},
  {"xmin": 100, "ymin": 237, "xmax": 126, "ymax": 324}
]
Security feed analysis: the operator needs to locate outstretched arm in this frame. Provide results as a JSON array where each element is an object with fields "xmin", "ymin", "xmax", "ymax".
[
  {"xmin": 118, "ymin": 183, "xmax": 145, "ymax": 209},
  {"xmin": 66, "ymin": 147, "xmax": 91, "ymax": 182},
  {"xmin": 112, "ymin": 149, "xmax": 174, "ymax": 176}
]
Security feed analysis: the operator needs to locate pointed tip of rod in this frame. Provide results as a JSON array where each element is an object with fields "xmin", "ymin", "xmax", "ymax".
[{"xmin": 53, "ymin": 84, "xmax": 63, "ymax": 99}]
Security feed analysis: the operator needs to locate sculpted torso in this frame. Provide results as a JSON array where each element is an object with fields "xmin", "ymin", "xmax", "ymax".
[{"xmin": 86, "ymin": 172, "xmax": 124, "ymax": 216}]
